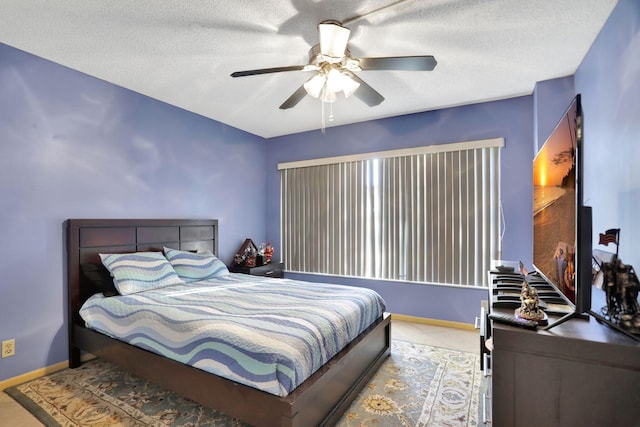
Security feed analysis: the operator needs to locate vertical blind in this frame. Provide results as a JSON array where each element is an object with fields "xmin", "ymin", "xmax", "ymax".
[{"xmin": 279, "ymin": 138, "xmax": 503, "ymax": 287}]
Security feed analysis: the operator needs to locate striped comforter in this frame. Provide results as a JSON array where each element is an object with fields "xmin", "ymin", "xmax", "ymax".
[{"xmin": 79, "ymin": 274, "xmax": 386, "ymax": 396}]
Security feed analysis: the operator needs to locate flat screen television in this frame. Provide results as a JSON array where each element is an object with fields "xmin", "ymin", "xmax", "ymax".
[{"xmin": 532, "ymin": 94, "xmax": 592, "ymax": 327}]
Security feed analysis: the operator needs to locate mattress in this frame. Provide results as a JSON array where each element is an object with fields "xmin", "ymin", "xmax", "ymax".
[{"xmin": 79, "ymin": 274, "xmax": 386, "ymax": 396}]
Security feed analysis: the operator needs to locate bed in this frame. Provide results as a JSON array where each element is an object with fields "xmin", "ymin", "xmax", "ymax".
[{"xmin": 67, "ymin": 219, "xmax": 391, "ymax": 427}]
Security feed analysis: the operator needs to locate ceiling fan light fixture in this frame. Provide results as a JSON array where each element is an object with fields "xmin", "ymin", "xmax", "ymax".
[
  {"xmin": 303, "ymin": 73, "xmax": 326, "ymax": 99},
  {"xmin": 305, "ymin": 66, "xmax": 361, "ymax": 102},
  {"xmin": 320, "ymin": 87, "xmax": 338, "ymax": 103},
  {"xmin": 338, "ymin": 72, "xmax": 360, "ymax": 98},
  {"xmin": 325, "ymin": 68, "xmax": 345, "ymax": 93},
  {"xmin": 318, "ymin": 21, "xmax": 350, "ymax": 58},
  {"xmin": 326, "ymin": 68, "xmax": 360, "ymax": 98}
]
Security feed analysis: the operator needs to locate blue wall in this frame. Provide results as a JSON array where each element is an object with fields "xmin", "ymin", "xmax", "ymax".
[
  {"xmin": 0, "ymin": 44, "xmax": 267, "ymax": 381},
  {"xmin": 533, "ymin": 76, "xmax": 575, "ymax": 151},
  {"xmin": 575, "ymin": 0, "xmax": 640, "ymax": 270}
]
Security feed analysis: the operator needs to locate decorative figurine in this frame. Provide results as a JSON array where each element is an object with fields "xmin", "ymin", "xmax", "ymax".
[
  {"xmin": 264, "ymin": 242, "xmax": 274, "ymax": 263},
  {"xmin": 234, "ymin": 253, "xmax": 245, "ymax": 265},
  {"xmin": 233, "ymin": 239, "xmax": 260, "ymax": 266},
  {"xmin": 597, "ymin": 228, "xmax": 640, "ymax": 334},
  {"xmin": 243, "ymin": 245, "xmax": 257, "ymax": 267},
  {"xmin": 515, "ymin": 281, "xmax": 548, "ymax": 325}
]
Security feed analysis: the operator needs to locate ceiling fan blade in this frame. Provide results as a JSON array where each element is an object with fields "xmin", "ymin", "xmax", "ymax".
[
  {"xmin": 349, "ymin": 74, "xmax": 385, "ymax": 107},
  {"xmin": 358, "ymin": 56, "xmax": 437, "ymax": 71},
  {"xmin": 279, "ymin": 85, "xmax": 308, "ymax": 109},
  {"xmin": 318, "ymin": 21, "xmax": 350, "ymax": 57},
  {"xmin": 231, "ymin": 65, "xmax": 306, "ymax": 78}
]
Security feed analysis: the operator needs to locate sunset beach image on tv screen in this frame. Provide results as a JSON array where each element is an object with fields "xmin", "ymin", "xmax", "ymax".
[{"xmin": 533, "ymin": 101, "xmax": 578, "ymax": 303}]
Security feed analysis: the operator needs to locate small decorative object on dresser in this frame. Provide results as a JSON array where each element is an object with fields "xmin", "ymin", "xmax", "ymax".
[
  {"xmin": 594, "ymin": 228, "xmax": 640, "ymax": 338},
  {"xmin": 515, "ymin": 281, "xmax": 548, "ymax": 325}
]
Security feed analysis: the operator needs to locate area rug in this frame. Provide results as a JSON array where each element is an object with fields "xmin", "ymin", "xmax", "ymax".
[{"xmin": 5, "ymin": 340, "xmax": 480, "ymax": 427}]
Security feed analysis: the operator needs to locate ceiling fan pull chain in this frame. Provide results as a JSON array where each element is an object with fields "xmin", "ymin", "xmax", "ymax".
[{"xmin": 321, "ymin": 100, "xmax": 326, "ymax": 134}]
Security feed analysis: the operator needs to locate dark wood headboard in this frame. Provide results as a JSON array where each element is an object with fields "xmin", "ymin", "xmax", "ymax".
[{"xmin": 66, "ymin": 219, "xmax": 219, "ymax": 361}]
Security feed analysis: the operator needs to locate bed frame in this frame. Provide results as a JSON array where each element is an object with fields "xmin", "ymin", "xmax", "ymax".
[{"xmin": 67, "ymin": 219, "xmax": 391, "ymax": 427}]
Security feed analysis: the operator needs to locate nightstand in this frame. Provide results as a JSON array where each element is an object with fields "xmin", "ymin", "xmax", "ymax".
[{"xmin": 229, "ymin": 262, "xmax": 284, "ymax": 278}]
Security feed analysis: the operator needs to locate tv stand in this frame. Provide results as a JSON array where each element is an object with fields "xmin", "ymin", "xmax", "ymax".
[
  {"xmin": 542, "ymin": 309, "xmax": 590, "ymax": 331},
  {"xmin": 482, "ymin": 267, "xmax": 640, "ymax": 426}
]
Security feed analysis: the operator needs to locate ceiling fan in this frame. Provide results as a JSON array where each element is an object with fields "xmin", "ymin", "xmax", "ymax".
[{"xmin": 230, "ymin": 20, "xmax": 437, "ymax": 110}]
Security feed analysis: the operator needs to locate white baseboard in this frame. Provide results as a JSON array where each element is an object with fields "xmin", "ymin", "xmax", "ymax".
[
  {"xmin": 390, "ymin": 313, "xmax": 476, "ymax": 331},
  {"xmin": 0, "ymin": 354, "xmax": 95, "ymax": 391}
]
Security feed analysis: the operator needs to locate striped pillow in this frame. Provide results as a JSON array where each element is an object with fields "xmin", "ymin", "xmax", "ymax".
[
  {"xmin": 99, "ymin": 252, "xmax": 183, "ymax": 295},
  {"xmin": 164, "ymin": 247, "xmax": 229, "ymax": 282}
]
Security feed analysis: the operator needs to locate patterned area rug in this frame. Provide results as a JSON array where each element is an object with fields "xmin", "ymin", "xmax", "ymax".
[{"xmin": 5, "ymin": 340, "xmax": 480, "ymax": 427}]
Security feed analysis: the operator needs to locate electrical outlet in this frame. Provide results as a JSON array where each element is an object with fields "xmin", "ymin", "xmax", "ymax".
[{"xmin": 2, "ymin": 339, "xmax": 15, "ymax": 358}]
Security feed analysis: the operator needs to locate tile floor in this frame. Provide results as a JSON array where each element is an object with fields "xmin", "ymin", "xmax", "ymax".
[{"xmin": 0, "ymin": 319, "xmax": 479, "ymax": 426}]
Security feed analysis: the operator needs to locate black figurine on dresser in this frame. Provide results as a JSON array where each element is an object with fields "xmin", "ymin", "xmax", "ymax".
[{"xmin": 593, "ymin": 229, "xmax": 640, "ymax": 341}]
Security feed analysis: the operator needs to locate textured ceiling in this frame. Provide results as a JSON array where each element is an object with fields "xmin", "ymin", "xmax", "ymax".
[{"xmin": 0, "ymin": 1, "xmax": 618, "ymax": 138}]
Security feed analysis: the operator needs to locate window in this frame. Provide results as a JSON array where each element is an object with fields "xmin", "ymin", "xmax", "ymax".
[{"xmin": 279, "ymin": 138, "xmax": 503, "ymax": 287}]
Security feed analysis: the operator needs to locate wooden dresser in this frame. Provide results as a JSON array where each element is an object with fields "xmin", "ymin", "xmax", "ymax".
[{"xmin": 481, "ymin": 266, "xmax": 640, "ymax": 426}]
